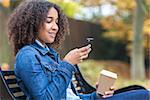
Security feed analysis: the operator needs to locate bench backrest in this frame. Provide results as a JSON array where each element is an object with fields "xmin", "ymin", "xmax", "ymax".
[
  {"xmin": 73, "ymin": 65, "xmax": 96, "ymax": 94},
  {"xmin": 0, "ymin": 66, "xmax": 146, "ymax": 100},
  {"xmin": 0, "ymin": 66, "xmax": 95, "ymax": 100},
  {"xmin": 0, "ymin": 70, "xmax": 26, "ymax": 100}
]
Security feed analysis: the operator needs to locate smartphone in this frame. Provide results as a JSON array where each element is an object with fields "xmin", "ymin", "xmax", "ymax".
[
  {"xmin": 78, "ymin": 37, "xmax": 94, "ymax": 48},
  {"xmin": 86, "ymin": 37, "xmax": 94, "ymax": 45}
]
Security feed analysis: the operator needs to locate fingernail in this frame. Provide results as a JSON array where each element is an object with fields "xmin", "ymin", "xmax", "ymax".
[
  {"xmin": 102, "ymin": 95, "xmax": 107, "ymax": 98},
  {"xmin": 105, "ymin": 91, "xmax": 108, "ymax": 94},
  {"xmin": 88, "ymin": 48, "xmax": 91, "ymax": 52},
  {"xmin": 87, "ymin": 44, "xmax": 91, "ymax": 48},
  {"xmin": 102, "ymin": 95, "xmax": 112, "ymax": 98}
]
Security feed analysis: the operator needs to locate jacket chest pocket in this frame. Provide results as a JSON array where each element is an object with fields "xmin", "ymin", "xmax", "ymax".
[{"xmin": 41, "ymin": 62, "xmax": 59, "ymax": 82}]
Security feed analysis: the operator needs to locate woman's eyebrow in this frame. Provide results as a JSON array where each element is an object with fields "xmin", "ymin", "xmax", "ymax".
[
  {"xmin": 47, "ymin": 17, "xmax": 58, "ymax": 21},
  {"xmin": 47, "ymin": 17, "xmax": 52, "ymax": 19}
]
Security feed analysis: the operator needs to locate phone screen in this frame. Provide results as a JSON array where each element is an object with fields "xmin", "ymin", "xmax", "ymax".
[{"xmin": 86, "ymin": 37, "xmax": 94, "ymax": 44}]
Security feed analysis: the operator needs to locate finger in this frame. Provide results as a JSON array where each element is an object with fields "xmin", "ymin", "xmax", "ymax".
[
  {"xmin": 79, "ymin": 51, "xmax": 87, "ymax": 57},
  {"xmin": 96, "ymin": 82, "xmax": 98, "ymax": 85},
  {"xmin": 110, "ymin": 86, "xmax": 115, "ymax": 90},
  {"xmin": 80, "ymin": 54, "xmax": 88, "ymax": 59},
  {"xmin": 104, "ymin": 91, "xmax": 114, "ymax": 95},
  {"xmin": 87, "ymin": 48, "xmax": 92, "ymax": 53},
  {"xmin": 80, "ymin": 50, "xmax": 89, "ymax": 57},
  {"xmin": 79, "ymin": 59, "xmax": 83, "ymax": 63},
  {"xmin": 79, "ymin": 44, "xmax": 91, "ymax": 52},
  {"xmin": 87, "ymin": 44, "xmax": 91, "ymax": 48},
  {"xmin": 103, "ymin": 91, "xmax": 114, "ymax": 98},
  {"xmin": 102, "ymin": 94, "xmax": 113, "ymax": 98},
  {"xmin": 79, "ymin": 48, "xmax": 91, "ymax": 58},
  {"xmin": 79, "ymin": 48, "xmax": 91, "ymax": 56},
  {"xmin": 95, "ymin": 82, "xmax": 99, "ymax": 89},
  {"xmin": 78, "ymin": 47, "xmax": 88, "ymax": 52}
]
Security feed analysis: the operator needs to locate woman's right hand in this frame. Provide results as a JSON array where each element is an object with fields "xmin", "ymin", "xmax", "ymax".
[{"xmin": 63, "ymin": 44, "xmax": 91, "ymax": 65}]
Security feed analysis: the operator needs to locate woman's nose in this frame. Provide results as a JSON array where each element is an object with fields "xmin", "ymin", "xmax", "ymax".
[{"xmin": 52, "ymin": 22, "xmax": 58, "ymax": 31}]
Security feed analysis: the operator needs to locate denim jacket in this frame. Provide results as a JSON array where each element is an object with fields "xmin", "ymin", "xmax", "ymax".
[{"xmin": 15, "ymin": 42, "xmax": 99, "ymax": 100}]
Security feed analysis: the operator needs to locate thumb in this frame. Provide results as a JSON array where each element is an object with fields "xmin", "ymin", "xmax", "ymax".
[{"xmin": 96, "ymin": 82, "xmax": 99, "ymax": 89}]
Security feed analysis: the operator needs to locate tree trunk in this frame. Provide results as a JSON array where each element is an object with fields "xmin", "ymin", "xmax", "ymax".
[{"xmin": 131, "ymin": 0, "xmax": 145, "ymax": 79}]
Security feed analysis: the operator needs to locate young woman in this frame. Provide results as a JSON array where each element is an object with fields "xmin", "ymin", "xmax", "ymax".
[{"xmin": 8, "ymin": 0, "xmax": 149, "ymax": 100}]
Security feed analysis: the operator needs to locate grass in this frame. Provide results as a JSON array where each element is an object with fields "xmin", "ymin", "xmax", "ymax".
[{"xmin": 78, "ymin": 59, "xmax": 150, "ymax": 89}]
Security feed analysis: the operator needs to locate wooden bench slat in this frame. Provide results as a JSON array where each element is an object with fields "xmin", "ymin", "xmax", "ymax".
[
  {"xmin": 6, "ymin": 78, "xmax": 17, "ymax": 84},
  {"xmin": 15, "ymin": 95, "xmax": 26, "ymax": 99},
  {"xmin": 10, "ymin": 87, "xmax": 22, "ymax": 93},
  {"xmin": 2, "ymin": 71, "xmax": 14, "ymax": 76}
]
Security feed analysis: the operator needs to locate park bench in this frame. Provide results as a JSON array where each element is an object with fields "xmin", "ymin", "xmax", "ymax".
[{"xmin": 0, "ymin": 65, "xmax": 146, "ymax": 100}]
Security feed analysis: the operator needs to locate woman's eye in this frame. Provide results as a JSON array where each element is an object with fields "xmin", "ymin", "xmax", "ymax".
[
  {"xmin": 46, "ymin": 20, "xmax": 52, "ymax": 23},
  {"xmin": 46, "ymin": 19, "xmax": 58, "ymax": 24}
]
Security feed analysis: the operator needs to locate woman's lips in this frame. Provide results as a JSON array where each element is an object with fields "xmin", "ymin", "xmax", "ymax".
[{"xmin": 48, "ymin": 32, "xmax": 55, "ymax": 38}]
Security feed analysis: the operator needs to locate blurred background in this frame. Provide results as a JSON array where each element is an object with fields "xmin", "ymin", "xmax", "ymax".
[{"xmin": 0, "ymin": 0, "xmax": 150, "ymax": 89}]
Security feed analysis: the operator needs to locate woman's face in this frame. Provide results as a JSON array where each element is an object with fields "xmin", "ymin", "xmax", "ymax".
[{"xmin": 37, "ymin": 7, "xmax": 59, "ymax": 45}]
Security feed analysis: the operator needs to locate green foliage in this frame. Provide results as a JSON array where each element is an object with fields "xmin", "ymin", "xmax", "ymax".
[
  {"xmin": 10, "ymin": 0, "xmax": 22, "ymax": 10},
  {"xmin": 142, "ymin": 0, "xmax": 150, "ymax": 18},
  {"xmin": 48, "ymin": 0, "xmax": 82, "ymax": 17}
]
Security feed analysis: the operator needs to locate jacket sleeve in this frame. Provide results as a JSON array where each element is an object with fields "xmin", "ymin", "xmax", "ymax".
[
  {"xmin": 78, "ymin": 92, "xmax": 103, "ymax": 100},
  {"xmin": 15, "ymin": 50, "xmax": 75, "ymax": 100}
]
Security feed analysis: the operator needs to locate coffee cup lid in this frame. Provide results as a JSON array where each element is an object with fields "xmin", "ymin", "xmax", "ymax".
[{"xmin": 100, "ymin": 70, "xmax": 117, "ymax": 79}]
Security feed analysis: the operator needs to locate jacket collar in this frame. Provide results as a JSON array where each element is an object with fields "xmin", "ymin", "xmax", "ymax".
[
  {"xmin": 30, "ymin": 39, "xmax": 58, "ymax": 59},
  {"xmin": 31, "ymin": 42, "xmax": 49, "ymax": 55}
]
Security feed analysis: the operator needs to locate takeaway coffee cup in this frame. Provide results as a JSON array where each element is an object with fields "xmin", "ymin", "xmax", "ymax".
[{"xmin": 97, "ymin": 69, "xmax": 117, "ymax": 95}]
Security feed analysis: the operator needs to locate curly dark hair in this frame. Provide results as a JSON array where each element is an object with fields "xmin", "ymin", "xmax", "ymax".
[{"xmin": 8, "ymin": 0, "xmax": 69, "ymax": 55}]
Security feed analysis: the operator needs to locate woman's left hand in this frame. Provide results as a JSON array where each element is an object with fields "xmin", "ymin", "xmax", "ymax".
[
  {"xmin": 95, "ymin": 82, "xmax": 115, "ymax": 98},
  {"xmin": 102, "ymin": 86, "xmax": 115, "ymax": 98}
]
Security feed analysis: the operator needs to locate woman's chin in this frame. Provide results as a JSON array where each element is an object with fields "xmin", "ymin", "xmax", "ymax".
[{"xmin": 47, "ymin": 40, "xmax": 54, "ymax": 44}]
